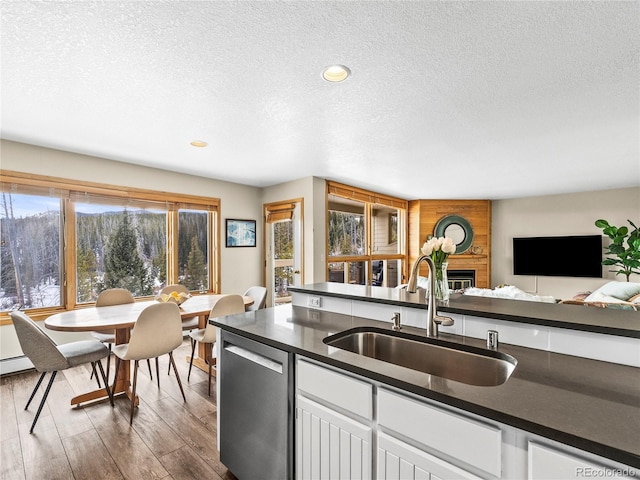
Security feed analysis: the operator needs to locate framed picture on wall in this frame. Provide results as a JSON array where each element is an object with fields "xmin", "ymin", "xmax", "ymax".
[{"xmin": 226, "ymin": 219, "xmax": 256, "ymax": 247}]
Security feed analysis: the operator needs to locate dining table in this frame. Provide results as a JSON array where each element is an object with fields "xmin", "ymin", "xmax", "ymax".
[{"xmin": 44, "ymin": 293, "xmax": 253, "ymax": 406}]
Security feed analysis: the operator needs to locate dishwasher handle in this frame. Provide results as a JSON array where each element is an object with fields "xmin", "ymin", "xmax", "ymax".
[{"xmin": 224, "ymin": 344, "xmax": 283, "ymax": 374}]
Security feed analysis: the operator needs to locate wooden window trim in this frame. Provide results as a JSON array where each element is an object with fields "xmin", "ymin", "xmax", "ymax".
[
  {"xmin": 326, "ymin": 181, "xmax": 408, "ymax": 285},
  {"xmin": 0, "ymin": 169, "xmax": 221, "ymax": 325}
]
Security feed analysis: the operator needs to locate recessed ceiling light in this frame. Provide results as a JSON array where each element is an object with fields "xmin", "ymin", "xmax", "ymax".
[
  {"xmin": 190, "ymin": 140, "xmax": 208, "ymax": 147},
  {"xmin": 322, "ymin": 65, "xmax": 351, "ymax": 82}
]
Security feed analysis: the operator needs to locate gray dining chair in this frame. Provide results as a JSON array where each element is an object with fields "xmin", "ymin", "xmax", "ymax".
[
  {"xmin": 10, "ymin": 310, "xmax": 114, "ymax": 434},
  {"xmin": 111, "ymin": 301, "xmax": 186, "ymax": 425},
  {"xmin": 188, "ymin": 294, "xmax": 245, "ymax": 396},
  {"xmin": 243, "ymin": 285, "xmax": 267, "ymax": 311}
]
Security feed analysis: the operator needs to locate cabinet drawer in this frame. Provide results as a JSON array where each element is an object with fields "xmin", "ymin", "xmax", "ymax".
[
  {"xmin": 378, "ymin": 388, "xmax": 501, "ymax": 477},
  {"xmin": 297, "ymin": 358, "xmax": 373, "ymax": 420},
  {"xmin": 528, "ymin": 442, "xmax": 634, "ymax": 480}
]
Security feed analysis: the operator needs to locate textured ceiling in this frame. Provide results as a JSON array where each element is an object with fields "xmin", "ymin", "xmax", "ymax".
[{"xmin": 1, "ymin": 1, "xmax": 638, "ymax": 200}]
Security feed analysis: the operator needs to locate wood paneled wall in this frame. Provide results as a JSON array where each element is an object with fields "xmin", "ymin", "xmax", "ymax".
[{"xmin": 408, "ymin": 200, "xmax": 491, "ymax": 288}]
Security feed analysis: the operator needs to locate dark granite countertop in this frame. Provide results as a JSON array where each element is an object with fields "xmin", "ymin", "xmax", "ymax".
[
  {"xmin": 212, "ymin": 304, "xmax": 640, "ymax": 469},
  {"xmin": 289, "ymin": 283, "xmax": 640, "ymax": 338}
]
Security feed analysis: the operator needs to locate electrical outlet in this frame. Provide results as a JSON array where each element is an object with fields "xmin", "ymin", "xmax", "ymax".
[{"xmin": 308, "ymin": 296, "xmax": 321, "ymax": 308}]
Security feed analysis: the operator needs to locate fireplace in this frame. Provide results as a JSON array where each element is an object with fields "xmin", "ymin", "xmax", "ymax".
[{"xmin": 448, "ymin": 270, "xmax": 475, "ymax": 290}]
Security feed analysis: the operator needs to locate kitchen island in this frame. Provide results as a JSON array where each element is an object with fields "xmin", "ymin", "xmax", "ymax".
[{"xmin": 211, "ymin": 299, "xmax": 640, "ymax": 476}]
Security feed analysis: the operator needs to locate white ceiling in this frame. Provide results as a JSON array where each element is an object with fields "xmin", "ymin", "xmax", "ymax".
[{"xmin": 1, "ymin": 1, "xmax": 638, "ymax": 200}]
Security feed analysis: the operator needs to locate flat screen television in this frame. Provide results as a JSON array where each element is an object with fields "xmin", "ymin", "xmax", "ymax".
[{"xmin": 513, "ymin": 235, "xmax": 602, "ymax": 278}]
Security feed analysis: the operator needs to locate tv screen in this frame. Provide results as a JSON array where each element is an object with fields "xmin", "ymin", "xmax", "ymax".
[{"xmin": 513, "ymin": 235, "xmax": 602, "ymax": 278}]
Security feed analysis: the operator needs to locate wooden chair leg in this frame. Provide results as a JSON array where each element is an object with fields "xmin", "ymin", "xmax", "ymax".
[
  {"xmin": 155, "ymin": 357, "xmax": 160, "ymax": 388},
  {"xmin": 169, "ymin": 352, "xmax": 186, "ymax": 402},
  {"xmin": 29, "ymin": 371, "xmax": 57, "ymax": 434},
  {"xmin": 146, "ymin": 359, "xmax": 153, "ymax": 381}
]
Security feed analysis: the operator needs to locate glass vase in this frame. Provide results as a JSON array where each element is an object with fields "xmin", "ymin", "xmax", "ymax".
[{"xmin": 434, "ymin": 262, "xmax": 450, "ymax": 303}]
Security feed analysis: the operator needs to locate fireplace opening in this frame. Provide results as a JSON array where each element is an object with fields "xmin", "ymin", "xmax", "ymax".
[{"xmin": 448, "ymin": 270, "xmax": 475, "ymax": 290}]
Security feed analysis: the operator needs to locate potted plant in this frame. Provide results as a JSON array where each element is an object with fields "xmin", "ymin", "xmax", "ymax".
[{"xmin": 595, "ymin": 219, "xmax": 640, "ymax": 281}]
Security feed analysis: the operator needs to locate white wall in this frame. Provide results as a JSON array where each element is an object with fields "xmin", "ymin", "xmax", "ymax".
[
  {"xmin": 492, "ymin": 187, "xmax": 640, "ymax": 299},
  {"xmin": 261, "ymin": 176, "xmax": 327, "ymax": 285}
]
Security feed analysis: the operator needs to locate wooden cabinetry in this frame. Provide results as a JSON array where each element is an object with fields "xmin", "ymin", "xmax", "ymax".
[{"xmin": 408, "ymin": 199, "xmax": 491, "ymax": 288}]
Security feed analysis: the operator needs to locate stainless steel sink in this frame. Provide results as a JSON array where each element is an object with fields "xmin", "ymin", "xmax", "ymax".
[{"xmin": 323, "ymin": 327, "xmax": 517, "ymax": 386}]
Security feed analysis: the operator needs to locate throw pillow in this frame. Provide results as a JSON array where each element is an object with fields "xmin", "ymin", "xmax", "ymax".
[{"xmin": 584, "ymin": 281, "xmax": 640, "ymax": 302}]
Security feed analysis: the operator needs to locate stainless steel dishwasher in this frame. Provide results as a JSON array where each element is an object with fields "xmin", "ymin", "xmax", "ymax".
[{"xmin": 219, "ymin": 330, "xmax": 293, "ymax": 480}]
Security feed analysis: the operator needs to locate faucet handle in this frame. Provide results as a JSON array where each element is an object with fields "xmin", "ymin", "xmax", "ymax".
[
  {"xmin": 432, "ymin": 314, "xmax": 453, "ymax": 336},
  {"xmin": 433, "ymin": 315, "xmax": 454, "ymax": 327}
]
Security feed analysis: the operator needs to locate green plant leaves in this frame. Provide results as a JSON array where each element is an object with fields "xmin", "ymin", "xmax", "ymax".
[{"xmin": 595, "ymin": 218, "xmax": 640, "ymax": 281}]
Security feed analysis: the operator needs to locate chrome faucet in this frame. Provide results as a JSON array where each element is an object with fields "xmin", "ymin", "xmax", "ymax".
[
  {"xmin": 391, "ymin": 312, "xmax": 401, "ymax": 331},
  {"xmin": 407, "ymin": 254, "xmax": 454, "ymax": 337}
]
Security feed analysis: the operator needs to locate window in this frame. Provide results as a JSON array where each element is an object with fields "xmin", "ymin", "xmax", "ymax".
[
  {"xmin": 178, "ymin": 209, "xmax": 209, "ymax": 291},
  {"xmin": 1, "ymin": 191, "xmax": 63, "ymax": 310},
  {"xmin": 75, "ymin": 200, "xmax": 167, "ymax": 302},
  {"xmin": 0, "ymin": 171, "xmax": 219, "ymax": 320},
  {"xmin": 326, "ymin": 181, "xmax": 407, "ymax": 287}
]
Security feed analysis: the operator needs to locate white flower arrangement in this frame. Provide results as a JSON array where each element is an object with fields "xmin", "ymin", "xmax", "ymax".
[{"xmin": 421, "ymin": 236, "xmax": 456, "ymax": 266}]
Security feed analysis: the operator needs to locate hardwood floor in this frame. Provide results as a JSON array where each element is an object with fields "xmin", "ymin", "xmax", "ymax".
[{"xmin": 0, "ymin": 340, "xmax": 237, "ymax": 480}]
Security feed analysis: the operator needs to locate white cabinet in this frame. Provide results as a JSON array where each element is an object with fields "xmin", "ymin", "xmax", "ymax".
[
  {"xmin": 296, "ymin": 358, "xmax": 373, "ymax": 480},
  {"xmin": 528, "ymin": 441, "xmax": 637, "ymax": 480},
  {"xmin": 378, "ymin": 432, "xmax": 481, "ymax": 480},
  {"xmin": 296, "ymin": 396, "xmax": 372, "ymax": 480},
  {"xmin": 295, "ymin": 357, "xmax": 638, "ymax": 480},
  {"xmin": 377, "ymin": 388, "xmax": 502, "ymax": 479}
]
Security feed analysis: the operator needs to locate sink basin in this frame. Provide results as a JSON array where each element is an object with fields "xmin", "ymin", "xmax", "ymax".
[{"xmin": 323, "ymin": 327, "xmax": 517, "ymax": 386}]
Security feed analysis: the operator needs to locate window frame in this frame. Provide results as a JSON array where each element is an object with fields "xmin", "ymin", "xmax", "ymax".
[
  {"xmin": 326, "ymin": 181, "xmax": 408, "ymax": 287},
  {"xmin": 0, "ymin": 170, "xmax": 220, "ymax": 324}
]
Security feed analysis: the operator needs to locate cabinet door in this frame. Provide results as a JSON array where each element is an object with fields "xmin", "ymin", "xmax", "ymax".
[
  {"xmin": 528, "ymin": 442, "xmax": 635, "ymax": 480},
  {"xmin": 378, "ymin": 433, "xmax": 482, "ymax": 480},
  {"xmin": 296, "ymin": 396, "xmax": 372, "ymax": 480},
  {"xmin": 378, "ymin": 388, "xmax": 502, "ymax": 477}
]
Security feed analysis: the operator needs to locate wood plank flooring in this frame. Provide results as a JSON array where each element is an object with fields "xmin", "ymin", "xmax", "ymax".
[{"xmin": 0, "ymin": 340, "xmax": 237, "ymax": 480}]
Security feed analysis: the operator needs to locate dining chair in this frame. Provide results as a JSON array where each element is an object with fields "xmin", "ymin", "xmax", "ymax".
[
  {"xmin": 10, "ymin": 310, "xmax": 114, "ymax": 433},
  {"xmin": 111, "ymin": 302, "xmax": 186, "ymax": 425},
  {"xmin": 160, "ymin": 284, "xmax": 199, "ymax": 375},
  {"xmin": 188, "ymin": 294, "xmax": 245, "ymax": 396},
  {"xmin": 160, "ymin": 284, "xmax": 199, "ymax": 331},
  {"xmin": 90, "ymin": 288, "xmax": 135, "ymax": 385},
  {"xmin": 243, "ymin": 285, "xmax": 267, "ymax": 311}
]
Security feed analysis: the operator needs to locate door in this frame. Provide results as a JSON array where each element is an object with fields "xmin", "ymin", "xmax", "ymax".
[{"xmin": 265, "ymin": 200, "xmax": 303, "ymax": 307}]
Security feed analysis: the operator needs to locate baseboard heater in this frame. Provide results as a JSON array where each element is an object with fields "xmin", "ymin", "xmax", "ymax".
[{"xmin": 0, "ymin": 356, "xmax": 35, "ymax": 376}]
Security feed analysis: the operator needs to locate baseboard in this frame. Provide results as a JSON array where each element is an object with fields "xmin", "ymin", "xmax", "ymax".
[{"xmin": 0, "ymin": 356, "xmax": 35, "ymax": 376}]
